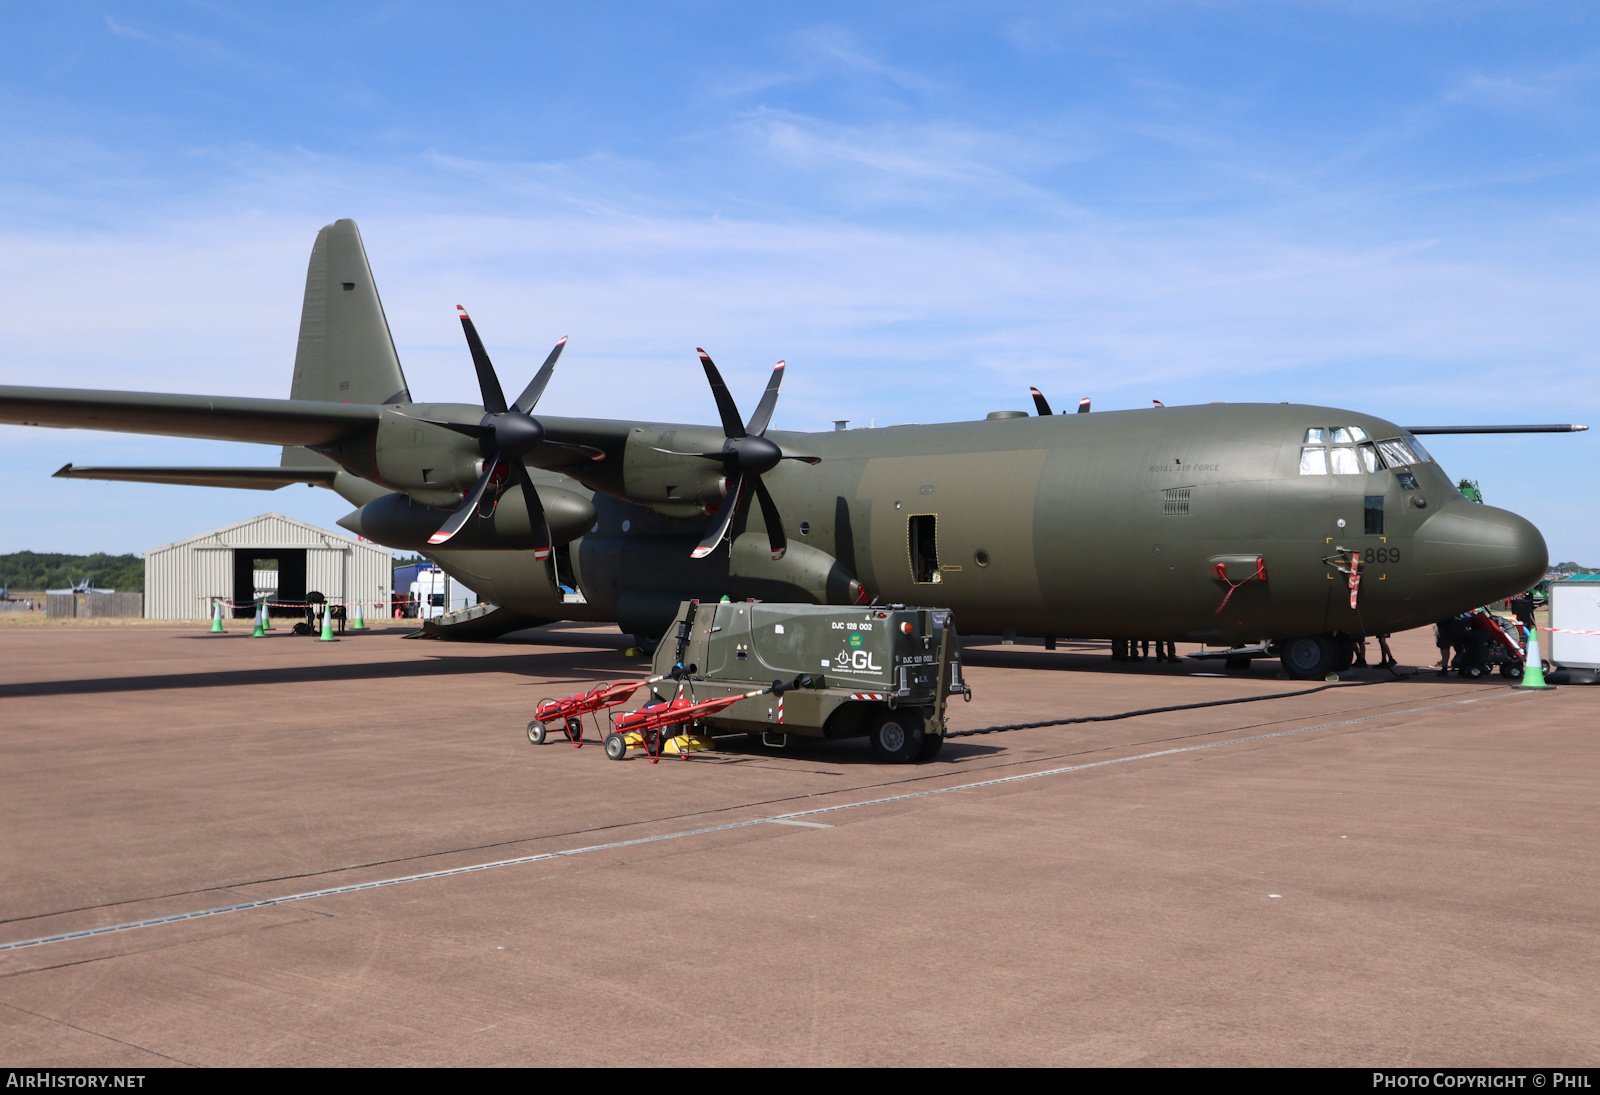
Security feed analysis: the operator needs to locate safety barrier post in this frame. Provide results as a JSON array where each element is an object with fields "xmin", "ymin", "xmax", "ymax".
[
  {"xmin": 317, "ymin": 604, "xmax": 338, "ymax": 642},
  {"xmin": 352, "ymin": 600, "xmax": 366, "ymax": 630},
  {"xmin": 210, "ymin": 600, "xmax": 224, "ymax": 633},
  {"xmin": 1518, "ymin": 627, "xmax": 1552, "ymax": 689}
]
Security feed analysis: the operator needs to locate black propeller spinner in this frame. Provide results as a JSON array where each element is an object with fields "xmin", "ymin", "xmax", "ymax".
[
  {"xmin": 662, "ymin": 350, "xmax": 819, "ymax": 561},
  {"xmin": 413, "ymin": 307, "xmax": 596, "ymax": 554}
]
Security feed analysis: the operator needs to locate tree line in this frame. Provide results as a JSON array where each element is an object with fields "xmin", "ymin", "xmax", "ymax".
[{"xmin": 0, "ymin": 552, "xmax": 147, "ymax": 593}]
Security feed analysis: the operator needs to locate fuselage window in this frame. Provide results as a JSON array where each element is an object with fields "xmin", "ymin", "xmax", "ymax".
[
  {"xmin": 1359, "ymin": 443, "xmax": 1381, "ymax": 473},
  {"xmin": 1364, "ymin": 495, "xmax": 1385, "ymax": 535},
  {"xmin": 909, "ymin": 514, "xmax": 941, "ymax": 583},
  {"xmin": 1376, "ymin": 438, "xmax": 1417, "ymax": 467},
  {"xmin": 1299, "ymin": 446, "xmax": 1328, "ymax": 475},
  {"xmin": 1303, "ymin": 428, "xmax": 1326, "ymax": 444},
  {"xmin": 1329, "ymin": 447, "xmax": 1360, "ymax": 475},
  {"xmin": 1330, "ymin": 427, "xmax": 1356, "ymax": 444}
]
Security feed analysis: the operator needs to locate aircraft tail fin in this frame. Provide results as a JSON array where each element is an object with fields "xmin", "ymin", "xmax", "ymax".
[{"xmin": 282, "ymin": 218, "xmax": 411, "ymax": 469}]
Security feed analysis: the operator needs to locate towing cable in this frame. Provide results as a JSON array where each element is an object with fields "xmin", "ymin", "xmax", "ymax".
[{"xmin": 946, "ymin": 677, "xmax": 1397, "ymax": 738}]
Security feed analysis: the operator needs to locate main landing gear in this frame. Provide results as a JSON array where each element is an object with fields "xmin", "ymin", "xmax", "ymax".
[{"xmin": 1278, "ymin": 635, "xmax": 1342, "ymax": 680}]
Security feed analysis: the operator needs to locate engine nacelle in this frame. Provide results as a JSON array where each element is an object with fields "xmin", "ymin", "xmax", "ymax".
[
  {"xmin": 621, "ymin": 426, "xmax": 729, "ymax": 517},
  {"xmin": 337, "ymin": 482, "xmax": 597, "ymax": 551}
]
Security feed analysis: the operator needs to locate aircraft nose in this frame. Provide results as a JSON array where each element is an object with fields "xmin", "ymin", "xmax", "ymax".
[{"xmin": 1413, "ymin": 501, "xmax": 1548, "ymax": 606}]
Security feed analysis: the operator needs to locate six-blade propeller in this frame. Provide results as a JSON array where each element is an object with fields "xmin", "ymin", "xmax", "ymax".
[
  {"xmin": 656, "ymin": 349, "xmax": 820, "ymax": 561},
  {"xmin": 410, "ymin": 307, "xmax": 599, "ymax": 555}
]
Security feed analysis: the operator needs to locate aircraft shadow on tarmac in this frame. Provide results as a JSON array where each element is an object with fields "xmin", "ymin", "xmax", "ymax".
[
  {"xmin": 0, "ymin": 647, "xmax": 629, "ymax": 700},
  {"xmin": 960, "ymin": 641, "xmax": 1438, "ymax": 684}
]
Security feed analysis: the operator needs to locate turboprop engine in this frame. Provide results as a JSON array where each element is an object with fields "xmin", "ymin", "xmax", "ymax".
[{"xmin": 337, "ymin": 481, "xmax": 596, "ymax": 552}]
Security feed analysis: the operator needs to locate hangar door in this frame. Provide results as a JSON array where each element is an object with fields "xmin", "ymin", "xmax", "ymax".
[{"xmin": 232, "ymin": 549, "xmax": 307, "ymax": 617}]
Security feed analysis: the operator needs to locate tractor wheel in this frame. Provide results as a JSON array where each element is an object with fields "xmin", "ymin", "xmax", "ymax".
[
  {"xmin": 869, "ymin": 709, "xmax": 925, "ymax": 764},
  {"xmin": 916, "ymin": 734, "xmax": 945, "ymax": 762}
]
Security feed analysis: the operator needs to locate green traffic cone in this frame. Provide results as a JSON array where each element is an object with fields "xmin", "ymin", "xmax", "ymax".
[
  {"xmin": 210, "ymin": 600, "xmax": 224, "ymax": 633},
  {"xmin": 1518, "ymin": 626, "xmax": 1552, "ymax": 689},
  {"xmin": 317, "ymin": 605, "xmax": 338, "ymax": 642},
  {"xmin": 351, "ymin": 600, "xmax": 366, "ymax": 630},
  {"xmin": 262, "ymin": 599, "xmax": 273, "ymax": 630},
  {"xmin": 251, "ymin": 601, "xmax": 265, "ymax": 638},
  {"xmin": 719, "ymin": 594, "xmax": 731, "ymax": 603}
]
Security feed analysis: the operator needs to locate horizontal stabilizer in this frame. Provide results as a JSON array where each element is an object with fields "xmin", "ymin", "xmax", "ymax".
[
  {"xmin": 0, "ymin": 385, "xmax": 381, "ymax": 446},
  {"xmin": 1405, "ymin": 424, "xmax": 1588, "ymax": 435},
  {"xmin": 53, "ymin": 464, "xmax": 339, "ymax": 491}
]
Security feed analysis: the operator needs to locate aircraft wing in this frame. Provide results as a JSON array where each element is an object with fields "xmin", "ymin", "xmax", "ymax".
[
  {"xmin": 0, "ymin": 385, "xmax": 381, "ymax": 446},
  {"xmin": 53, "ymin": 464, "xmax": 340, "ymax": 490}
]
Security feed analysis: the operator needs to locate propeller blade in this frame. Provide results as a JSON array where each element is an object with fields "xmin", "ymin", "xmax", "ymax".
[
  {"xmin": 457, "ymin": 306, "xmax": 508, "ymax": 414},
  {"xmin": 651, "ymin": 446, "xmax": 727, "ymax": 460},
  {"xmin": 504, "ymin": 459, "xmax": 553, "ymax": 559},
  {"xmin": 428, "ymin": 453, "xmax": 501, "ymax": 546},
  {"xmin": 751, "ymin": 476, "xmax": 787, "ymax": 561},
  {"xmin": 513, "ymin": 336, "xmax": 568, "ymax": 414},
  {"xmin": 781, "ymin": 454, "xmax": 822, "ymax": 465},
  {"xmin": 544, "ymin": 439, "xmax": 608, "ymax": 462},
  {"xmin": 697, "ymin": 349, "xmax": 747, "ymax": 439},
  {"xmin": 690, "ymin": 471, "xmax": 745, "ymax": 559},
  {"xmin": 1030, "ymin": 387, "xmax": 1054, "ymax": 416},
  {"xmin": 1077, "ymin": 397, "xmax": 1091, "ymax": 414},
  {"xmin": 391, "ymin": 413, "xmax": 491, "ymax": 439},
  {"xmin": 745, "ymin": 361, "xmax": 785, "ymax": 436}
]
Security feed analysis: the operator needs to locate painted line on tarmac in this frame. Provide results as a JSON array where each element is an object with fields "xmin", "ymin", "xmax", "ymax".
[{"xmin": 0, "ymin": 688, "xmax": 1535, "ymax": 955}]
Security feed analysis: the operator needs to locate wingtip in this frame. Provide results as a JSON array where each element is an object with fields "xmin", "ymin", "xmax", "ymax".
[{"xmin": 52, "ymin": 463, "xmax": 73, "ymax": 478}]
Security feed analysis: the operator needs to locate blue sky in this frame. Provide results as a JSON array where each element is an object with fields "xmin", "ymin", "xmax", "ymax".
[{"xmin": 1, "ymin": 2, "xmax": 1597, "ymax": 560}]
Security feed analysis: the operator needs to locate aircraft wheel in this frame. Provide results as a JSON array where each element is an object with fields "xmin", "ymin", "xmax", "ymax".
[
  {"xmin": 604, "ymin": 733, "xmax": 628, "ymax": 760},
  {"xmin": 869, "ymin": 709, "xmax": 925, "ymax": 764},
  {"xmin": 916, "ymin": 733, "xmax": 945, "ymax": 762},
  {"xmin": 1280, "ymin": 635, "xmax": 1338, "ymax": 680},
  {"xmin": 527, "ymin": 719, "xmax": 549, "ymax": 745},
  {"xmin": 1334, "ymin": 638, "xmax": 1357, "ymax": 672}
]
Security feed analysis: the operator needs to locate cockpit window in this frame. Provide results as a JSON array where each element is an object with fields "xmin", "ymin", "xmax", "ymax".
[
  {"xmin": 1301, "ymin": 427, "xmax": 1395, "ymax": 475},
  {"xmin": 1406, "ymin": 436, "xmax": 1433, "ymax": 463},
  {"xmin": 1329, "ymin": 447, "xmax": 1360, "ymax": 475},
  {"xmin": 1376, "ymin": 438, "xmax": 1418, "ymax": 467}
]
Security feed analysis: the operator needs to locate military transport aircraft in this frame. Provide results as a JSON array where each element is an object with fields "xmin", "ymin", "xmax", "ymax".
[{"xmin": 0, "ymin": 220, "xmax": 1580, "ymax": 679}]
